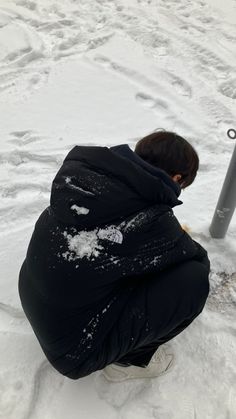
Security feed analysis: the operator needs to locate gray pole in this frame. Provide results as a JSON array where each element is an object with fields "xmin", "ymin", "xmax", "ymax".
[{"xmin": 209, "ymin": 129, "xmax": 236, "ymax": 239}]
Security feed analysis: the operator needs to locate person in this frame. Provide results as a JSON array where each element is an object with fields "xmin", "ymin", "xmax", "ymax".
[{"xmin": 18, "ymin": 130, "xmax": 210, "ymax": 381}]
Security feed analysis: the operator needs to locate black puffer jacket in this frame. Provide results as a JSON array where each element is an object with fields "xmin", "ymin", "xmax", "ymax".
[{"xmin": 18, "ymin": 144, "xmax": 208, "ymax": 377}]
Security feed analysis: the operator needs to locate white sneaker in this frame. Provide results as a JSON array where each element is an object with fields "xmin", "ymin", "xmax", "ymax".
[{"xmin": 102, "ymin": 345, "xmax": 174, "ymax": 382}]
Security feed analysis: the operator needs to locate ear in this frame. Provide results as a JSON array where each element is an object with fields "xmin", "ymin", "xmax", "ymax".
[{"xmin": 172, "ymin": 174, "xmax": 182, "ymax": 183}]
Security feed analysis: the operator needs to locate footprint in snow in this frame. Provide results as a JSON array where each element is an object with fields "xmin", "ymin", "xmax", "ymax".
[
  {"xmin": 136, "ymin": 92, "xmax": 156, "ymax": 108},
  {"xmin": 136, "ymin": 92, "xmax": 169, "ymax": 117},
  {"xmin": 8, "ymin": 130, "xmax": 46, "ymax": 146},
  {"xmin": 93, "ymin": 55, "xmax": 111, "ymax": 68},
  {"xmin": 10, "ymin": 130, "xmax": 34, "ymax": 137},
  {"xmin": 218, "ymin": 78, "xmax": 236, "ymax": 100}
]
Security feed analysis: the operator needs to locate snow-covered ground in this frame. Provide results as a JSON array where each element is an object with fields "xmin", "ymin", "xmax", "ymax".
[{"xmin": 1, "ymin": 0, "xmax": 236, "ymax": 418}]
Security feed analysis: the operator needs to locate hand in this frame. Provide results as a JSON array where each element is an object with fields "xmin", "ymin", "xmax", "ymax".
[{"xmin": 181, "ymin": 224, "xmax": 191, "ymax": 234}]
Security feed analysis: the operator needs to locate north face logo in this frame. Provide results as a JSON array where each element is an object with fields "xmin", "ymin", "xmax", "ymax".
[{"xmin": 98, "ymin": 227, "xmax": 123, "ymax": 244}]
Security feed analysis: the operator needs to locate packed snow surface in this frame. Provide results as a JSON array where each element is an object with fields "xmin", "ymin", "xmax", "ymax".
[{"xmin": 0, "ymin": 0, "xmax": 236, "ymax": 418}]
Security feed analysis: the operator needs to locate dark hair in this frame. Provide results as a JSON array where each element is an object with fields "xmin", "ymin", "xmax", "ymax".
[{"xmin": 135, "ymin": 130, "xmax": 199, "ymax": 188}]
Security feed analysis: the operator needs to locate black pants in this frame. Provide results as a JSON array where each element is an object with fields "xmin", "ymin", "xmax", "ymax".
[
  {"xmin": 49, "ymin": 258, "xmax": 210, "ymax": 378},
  {"xmin": 83, "ymin": 259, "xmax": 210, "ymax": 374}
]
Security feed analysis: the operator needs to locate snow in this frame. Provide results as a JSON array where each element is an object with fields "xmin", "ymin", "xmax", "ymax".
[
  {"xmin": 62, "ymin": 230, "xmax": 104, "ymax": 261},
  {"xmin": 65, "ymin": 176, "xmax": 95, "ymax": 196},
  {"xmin": 70, "ymin": 204, "xmax": 90, "ymax": 215},
  {"xmin": 61, "ymin": 225, "xmax": 123, "ymax": 261},
  {"xmin": 0, "ymin": 0, "xmax": 236, "ymax": 418}
]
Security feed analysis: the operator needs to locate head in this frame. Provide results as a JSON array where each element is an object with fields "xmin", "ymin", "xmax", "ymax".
[{"xmin": 135, "ymin": 130, "xmax": 199, "ymax": 189}]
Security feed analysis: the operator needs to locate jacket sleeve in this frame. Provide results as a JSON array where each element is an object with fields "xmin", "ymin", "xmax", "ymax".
[
  {"xmin": 170, "ymin": 212, "xmax": 211, "ymax": 273},
  {"xmin": 166, "ymin": 211, "xmax": 211, "ymax": 274},
  {"xmin": 191, "ymin": 239, "xmax": 211, "ymax": 273},
  {"xmin": 162, "ymin": 209, "xmax": 211, "ymax": 274}
]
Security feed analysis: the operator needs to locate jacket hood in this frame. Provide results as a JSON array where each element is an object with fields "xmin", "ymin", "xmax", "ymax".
[
  {"xmin": 110, "ymin": 144, "xmax": 181, "ymax": 196},
  {"xmin": 50, "ymin": 145, "xmax": 182, "ymax": 229}
]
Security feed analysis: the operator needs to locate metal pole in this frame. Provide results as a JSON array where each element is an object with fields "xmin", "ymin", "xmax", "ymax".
[{"xmin": 209, "ymin": 129, "xmax": 236, "ymax": 239}]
